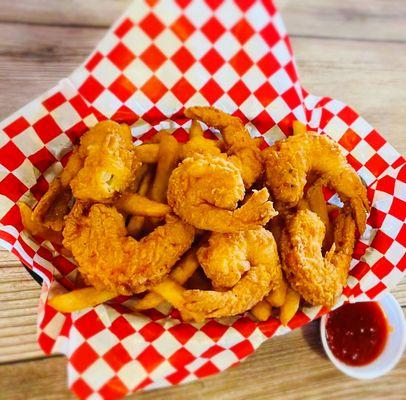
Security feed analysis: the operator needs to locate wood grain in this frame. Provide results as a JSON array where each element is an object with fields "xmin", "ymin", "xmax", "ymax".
[
  {"xmin": 0, "ymin": 0, "xmax": 405, "ymax": 398},
  {"xmin": 0, "ymin": 0, "xmax": 131, "ymax": 27},
  {"xmin": 281, "ymin": 0, "xmax": 406, "ymax": 42},
  {"xmin": 0, "ymin": 22, "xmax": 104, "ymax": 120},
  {"xmin": 0, "ymin": 255, "xmax": 41, "ymax": 363},
  {"xmin": 1, "ymin": 321, "xmax": 405, "ymax": 400},
  {"xmin": 0, "ymin": 0, "xmax": 405, "ymax": 42},
  {"xmin": 0, "ymin": 22, "xmax": 405, "ymax": 147}
]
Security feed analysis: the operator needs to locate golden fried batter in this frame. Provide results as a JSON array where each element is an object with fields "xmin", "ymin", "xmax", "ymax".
[
  {"xmin": 31, "ymin": 178, "xmax": 71, "ymax": 231},
  {"xmin": 262, "ymin": 132, "xmax": 369, "ymax": 234},
  {"xmin": 19, "ymin": 202, "xmax": 63, "ymax": 244},
  {"xmin": 63, "ymin": 202, "xmax": 195, "ymax": 295},
  {"xmin": 182, "ymin": 228, "xmax": 283, "ymax": 322},
  {"xmin": 185, "ymin": 106, "xmax": 262, "ymax": 188},
  {"xmin": 197, "ymin": 231, "xmax": 251, "ymax": 290},
  {"xmin": 167, "ymin": 154, "xmax": 276, "ymax": 232},
  {"xmin": 180, "ymin": 136, "xmax": 222, "ymax": 159},
  {"xmin": 70, "ymin": 121, "xmax": 141, "ymax": 202},
  {"xmin": 31, "ymin": 150, "xmax": 82, "ymax": 231},
  {"xmin": 280, "ymin": 209, "xmax": 356, "ymax": 307}
]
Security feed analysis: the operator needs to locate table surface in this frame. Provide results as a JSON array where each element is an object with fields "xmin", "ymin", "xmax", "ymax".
[{"xmin": 0, "ymin": 0, "xmax": 405, "ymax": 399}]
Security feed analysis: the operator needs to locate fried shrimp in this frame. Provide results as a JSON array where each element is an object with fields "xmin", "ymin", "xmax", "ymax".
[
  {"xmin": 167, "ymin": 154, "xmax": 276, "ymax": 232},
  {"xmin": 197, "ymin": 231, "xmax": 250, "ymax": 290},
  {"xmin": 180, "ymin": 119, "xmax": 222, "ymax": 159},
  {"xmin": 262, "ymin": 132, "xmax": 369, "ymax": 234},
  {"xmin": 181, "ymin": 228, "xmax": 283, "ymax": 322},
  {"xmin": 31, "ymin": 150, "xmax": 82, "ymax": 231},
  {"xmin": 63, "ymin": 202, "xmax": 195, "ymax": 295},
  {"xmin": 280, "ymin": 208, "xmax": 356, "ymax": 307},
  {"xmin": 185, "ymin": 106, "xmax": 262, "ymax": 188},
  {"xmin": 70, "ymin": 121, "xmax": 141, "ymax": 202},
  {"xmin": 32, "ymin": 179, "xmax": 72, "ymax": 231}
]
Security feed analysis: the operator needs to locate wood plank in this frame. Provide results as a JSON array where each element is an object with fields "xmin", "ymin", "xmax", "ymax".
[
  {"xmin": 0, "ymin": 21, "xmax": 405, "ymax": 151},
  {"xmin": 0, "ymin": 22, "xmax": 104, "ymax": 120},
  {"xmin": 292, "ymin": 38, "xmax": 406, "ymax": 146},
  {"xmin": 0, "ymin": 350, "xmax": 44, "ymax": 364},
  {"xmin": 280, "ymin": 0, "xmax": 406, "ymax": 42},
  {"xmin": 0, "ymin": 288, "xmax": 40, "ymax": 301},
  {"xmin": 0, "ymin": 0, "xmax": 131, "ymax": 27},
  {"xmin": 391, "ymin": 281, "xmax": 406, "ymax": 306},
  {"xmin": 0, "ymin": 267, "xmax": 35, "ymax": 282},
  {"xmin": 0, "ymin": 0, "xmax": 405, "ymax": 43},
  {"xmin": 0, "ymin": 2, "xmax": 405, "ymax": 396},
  {"xmin": 0, "ymin": 250, "xmax": 20, "ymax": 264},
  {"xmin": 1, "ymin": 321, "xmax": 405, "ymax": 400},
  {"xmin": 0, "ymin": 263, "xmax": 40, "ymax": 362}
]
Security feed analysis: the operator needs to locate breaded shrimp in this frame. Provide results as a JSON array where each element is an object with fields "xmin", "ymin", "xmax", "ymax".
[
  {"xmin": 180, "ymin": 119, "xmax": 222, "ymax": 159},
  {"xmin": 280, "ymin": 209, "xmax": 356, "ymax": 307},
  {"xmin": 197, "ymin": 231, "xmax": 251, "ymax": 290},
  {"xmin": 180, "ymin": 136, "xmax": 222, "ymax": 159},
  {"xmin": 31, "ymin": 150, "xmax": 82, "ymax": 231},
  {"xmin": 63, "ymin": 202, "xmax": 195, "ymax": 295},
  {"xmin": 31, "ymin": 179, "xmax": 72, "ymax": 231},
  {"xmin": 70, "ymin": 121, "xmax": 141, "ymax": 202},
  {"xmin": 167, "ymin": 154, "xmax": 276, "ymax": 232},
  {"xmin": 185, "ymin": 106, "xmax": 262, "ymax": 188},
  {"xmin": 262, "ymin": 132, "xmax": 369, "ymax": 234},
  {"xmin": 181, "ymin": 228, "xmax": 283, "ymax": 322}
]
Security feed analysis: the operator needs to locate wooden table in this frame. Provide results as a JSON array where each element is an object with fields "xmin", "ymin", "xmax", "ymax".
[{"xmin": 0, "ymin": 1, "xmax": 405, "ymax": 399}]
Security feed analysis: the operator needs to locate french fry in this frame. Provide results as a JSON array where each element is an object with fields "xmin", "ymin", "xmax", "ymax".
[
  {"xmin": 138, "ymin": 170, "xmax": 154, "ymax": 196},
  {"xmin": 127, "ymin": 216, "xmax": 146, "ymax": 238},
  {"xmin": 18, "ymin": 202, "xmax": 63, "ymax": 244},
  {"xmin": 292, "ymin": 120, "xmax": 307, "ymax": 136},
  {"xmin": 133, "ymin": 249, "xmax": 199, "ymax": 310},
  {"xmin": 150, "ymin": 130, "xmax": 172, "ymax": 144},
  {"xmin": 115, "ymin": 193, "xmax": 171, "ymax": 217},
  {"xmin": 134, "ymin": 144, "xmax": 159, "ymax": 163},
  {"xmin": 132, "ymin": 164, "xmax": 149, "ymax": 193},
  {"xmin": 151, "ymin": 278, "xmax": 185, "ymax": 309},
  {"xmin": 266, "ymin": 278, "xmax": 287, "ymax": 307},
  {"xmin": 306, "ymin": 182, "xmax": 333, "ymax": 249},
  {"xmin": 279, "ymin": 288, "xmax": 300, "ymax": 326},
  {"xmin": 150, "ymin": 135, "xmax": 180, "ymax": 203},
  {"xmin": 306, "ymin": 183, "xmax": 329, "ymax": 227},
  {"xmin": 151, "ymin": 278, "xmax": 196, "ymax": 321},
  {"xmin": 49, "ymin": 287, "xmax": 116, "ymax": 312},
  {"xmin": 189, "ymin": 119, "xmax": 203, "ymax": 138},
  {"xmin": 251, "ymin": 300, "xmax": 272, "ymax": 321},
  {"xmin": 170, "ymin": 249, "xmax": 200, "ymax": 283},
  {"xmin": 127, "ymin": 170, "xmax": 154, "ymax": 237}
]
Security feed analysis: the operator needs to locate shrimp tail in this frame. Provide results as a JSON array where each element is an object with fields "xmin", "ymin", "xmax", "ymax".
[
  {"xmin": 185, "ymin": 106, "xmax": 262, "ymax": 187},
  {"xmin": 63, "ymin": 202, "xmax": 195, "ymax": 295}
]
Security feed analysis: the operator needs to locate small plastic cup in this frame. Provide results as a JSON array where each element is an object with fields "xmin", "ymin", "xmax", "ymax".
[{"xmin": 320, "ymin": 292, "xmax": 406, "ymax": 379}]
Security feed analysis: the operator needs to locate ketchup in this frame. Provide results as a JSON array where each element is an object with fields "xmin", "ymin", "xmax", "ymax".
[{"xmin": 326, "ymin": 302, "xmax": 388, "ymax": 366}]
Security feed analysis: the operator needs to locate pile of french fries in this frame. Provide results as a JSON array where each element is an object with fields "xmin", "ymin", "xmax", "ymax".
[{"xmin": 46, "ymin": 121, "xmax": 335, "ymax": 326}]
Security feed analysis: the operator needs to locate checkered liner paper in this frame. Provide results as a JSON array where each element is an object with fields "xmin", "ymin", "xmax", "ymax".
[{"xmin": 0, "ymin": 0, "xmax": 405, "ymax": 398}]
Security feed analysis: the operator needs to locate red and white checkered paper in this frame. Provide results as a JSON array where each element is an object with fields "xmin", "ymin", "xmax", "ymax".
[{"xmin": 0, "ymin": 1, "xmax": 405, "ymax": 398}]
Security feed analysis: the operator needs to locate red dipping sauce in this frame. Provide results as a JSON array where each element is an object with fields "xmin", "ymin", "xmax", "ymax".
[{"xmin": 326, "ymin": 302, "xmax": 389, "ymax": 366}]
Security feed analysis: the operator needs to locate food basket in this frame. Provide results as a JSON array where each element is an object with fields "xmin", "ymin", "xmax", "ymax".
[{"xmin": 0, "ymin": 1, "xmax": 404, "ymax": 399}]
